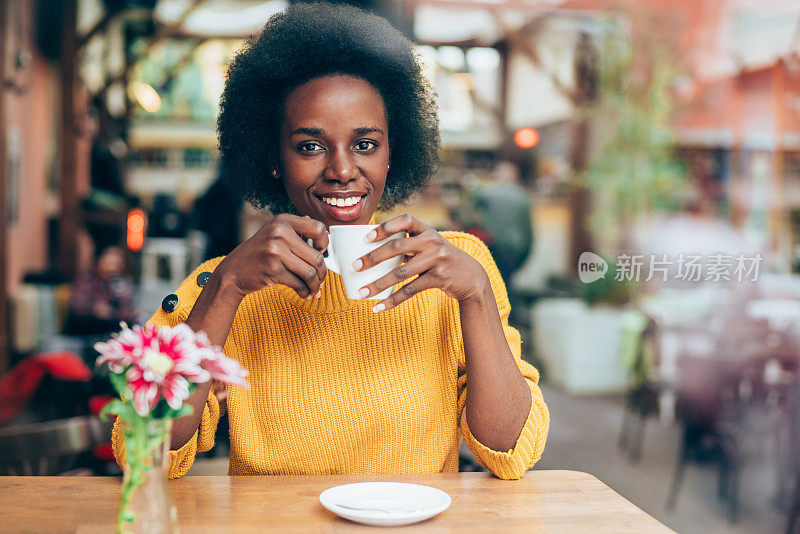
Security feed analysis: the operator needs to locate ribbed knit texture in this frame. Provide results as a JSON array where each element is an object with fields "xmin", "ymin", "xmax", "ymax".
[{"xmin": 112, "ymin": 231, "xmax": 549, "ymax": 480}]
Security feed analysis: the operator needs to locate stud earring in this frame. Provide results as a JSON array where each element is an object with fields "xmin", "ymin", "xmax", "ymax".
[{"xmin": 271, "ymin": 168, "xmax": 278, "ymax": 179}]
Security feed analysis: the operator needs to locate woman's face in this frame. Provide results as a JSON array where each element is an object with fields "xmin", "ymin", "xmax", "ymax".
[
  {"xmin": 279, "ymin": 74, "xmax": 390, "ymax": 227},
  {"xmin": 97, "ymin": 247, "xmax": 125, "ymax": 279}
]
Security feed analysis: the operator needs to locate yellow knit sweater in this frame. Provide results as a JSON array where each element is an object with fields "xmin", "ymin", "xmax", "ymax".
[{"xmin": 112, "ymin": 231, "xmax": 549, "ymax": 480}]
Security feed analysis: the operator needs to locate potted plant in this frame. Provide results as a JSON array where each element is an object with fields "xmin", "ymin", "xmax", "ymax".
[{"xmin": 532, "ymin": 259, "xmax": 635, "ymax": 394}]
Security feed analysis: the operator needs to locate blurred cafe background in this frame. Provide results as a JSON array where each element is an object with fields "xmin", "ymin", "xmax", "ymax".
[{"xmin": 0, "ymin": 0, "xmax": 799, "ymax": 532}]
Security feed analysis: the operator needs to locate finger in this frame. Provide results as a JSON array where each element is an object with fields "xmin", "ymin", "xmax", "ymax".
[
  {"xmin": 290, "ymin": 215, "xmax": 329, "ymax": 251},
  {"xmin": 212, "ymin": 381, "xmax": 229, "ymax": 401},
  {"xmin": 354, "ymin": 234, "xmax": 419, "ymax": 272},
  {"xmin": 284, "ymin": 231, "xmax": 327, "ymax": 285},
  {"xmin": 372, "ymin": 276, "xmax": 435, "ymax": 313},
  {"xmin": 276, "ymin": 261, "xmax": 314, "ymax": 298},
  {"xmin": 280, "ymin": 252, "xmax": 322, "ymax": 295},
  {"xmin": 358, "ymin": 254, "xmax": 432, "ymax": 299},
  {"xmin": 280, "ymin": 272, "xmax": 313, "ymax": 298},
  {"xmin": 367, "ymin": 214, "xmax": 426, "ymax": 243}
]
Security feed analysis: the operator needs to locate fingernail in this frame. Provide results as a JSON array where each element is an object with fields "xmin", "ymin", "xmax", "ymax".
[
  {"xmin": 358, "ymin": 287, "xmax": 370, "ymax": 299},
  {"xmin": 315, "ymin": 290, "xmax": 322, "ymax": 298},
  {"xmin": 366, "ymin": 230, "xmax": 377, "ymax": 241},
  {"xmin": 372, "ymin": 303, "xmax": 385, "ymax": 313},
  {"xmin": 352, "ymin": 259, "xmax": 363, "ymax": 271}
]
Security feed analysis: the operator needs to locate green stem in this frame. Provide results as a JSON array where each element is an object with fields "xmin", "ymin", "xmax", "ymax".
[{"xmin": 117, "ymin": 415, "xmax": 170, "ymax": 534}]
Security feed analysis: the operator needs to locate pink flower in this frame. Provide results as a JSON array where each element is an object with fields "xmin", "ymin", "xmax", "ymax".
[
  {"xmin": 201, "ymin": 351, "xmax": 250, "ymax": 388},
  {"xmin": 188, "ymin": 328, "xmax": 250, "ymax": 387},
  {"xmin": 95, "ymin": 323, "xmax": 249, "ymax": 416}
]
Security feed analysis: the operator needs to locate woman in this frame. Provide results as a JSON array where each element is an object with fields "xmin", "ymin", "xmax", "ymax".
[
  {"xmin": 67, "ymin": 246, "xmax": 135, "ymax": 336},
  {"xmin": 112, "ymin": 3, "xmax": 548, "ymax": 480}
]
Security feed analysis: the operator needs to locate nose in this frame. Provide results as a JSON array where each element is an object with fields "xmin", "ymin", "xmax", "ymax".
[{"xmin": 324, "ymin": 147, "xmax": 358, "ymax": 183}]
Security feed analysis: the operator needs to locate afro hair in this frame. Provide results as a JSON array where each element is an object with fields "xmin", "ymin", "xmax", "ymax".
[{"xmin": 217, "ymin": 2, "xmax": 440, "ymax": 214}]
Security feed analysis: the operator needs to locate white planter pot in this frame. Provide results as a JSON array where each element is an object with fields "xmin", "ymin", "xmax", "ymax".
[{"xmin": 532, "ymin": 298, "xmax": 629, "ymax": 394}]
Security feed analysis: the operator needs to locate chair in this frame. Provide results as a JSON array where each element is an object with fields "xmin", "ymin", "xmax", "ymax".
[
  {"xmin": 665, "ymin": 353, "xmax": 747, "ymax": 522},
  {"xmin": 667, "ymin": 348, "xmax": 799, "ymax": 523},
  {"xmin": 0, "ymin": 416, "xmax": 97, "ymax": 475},
  {"xmin": 618, "ymin": 315, "xmax": 661, "ymax": 462},
  {"xmin": 785, "ymin": 380, "xmax": 800, "ymax": 534},
  {"xmin": 745, "ymin": 327, "xmax": 800, "ymax": 511},
  {"xmin": 141, "ymin": 237, "xmax": 190, "ymax": 289}
]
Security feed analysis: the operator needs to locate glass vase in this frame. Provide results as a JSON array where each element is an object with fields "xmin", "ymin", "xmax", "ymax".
[{"xmin": 119, "ymin": 417, "xmax": 178, "ymax": 534}]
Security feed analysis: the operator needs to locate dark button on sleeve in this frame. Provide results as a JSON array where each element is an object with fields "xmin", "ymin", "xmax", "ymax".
[
  {"xmin": 196, "ymin": 271, "xmax": 212, "ymax": 287},
  {"xmin": 161, "ymin": 294, "xmax": 179, "ymax": 313}
]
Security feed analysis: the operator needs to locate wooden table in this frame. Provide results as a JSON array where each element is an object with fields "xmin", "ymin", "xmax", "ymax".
[{"xmin": 0, "ymin": 471, "xmax": 673, "ymax": 533}]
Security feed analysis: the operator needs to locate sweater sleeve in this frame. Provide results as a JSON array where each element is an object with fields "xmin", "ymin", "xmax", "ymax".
[
  {"xmin": 111, "ymin": 257, "xmax": 227, "ymax": 479},
  {"xmin": 444, "ymin": 232, "xmax": 550, "ymax": 480}
]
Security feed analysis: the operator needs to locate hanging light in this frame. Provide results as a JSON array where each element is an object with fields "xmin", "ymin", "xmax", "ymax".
[
  {"xmin": 134, "ymin": 83, "xmax": 161, "ymax": 113},
  {"xmin": 514, "ymin": 127, "xmax": 539, "ymax": 149},
  {"xmin": 127, "ymin": 208, "xmax": 146, "ymax": 252}
]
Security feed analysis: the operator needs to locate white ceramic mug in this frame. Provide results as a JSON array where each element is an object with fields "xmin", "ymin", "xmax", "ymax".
[{"xmin": 324, "ymin": 224, "xmax": 403, "ymax": 300}]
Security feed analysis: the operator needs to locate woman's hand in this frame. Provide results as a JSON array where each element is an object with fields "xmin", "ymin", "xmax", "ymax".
[
  {"xmin": 216, "ymin": 214, "xmax": 328, "ymax": 299},
  {"xmin": 354, "ymin": 214, "xmax": 489, "ymax": 311}
]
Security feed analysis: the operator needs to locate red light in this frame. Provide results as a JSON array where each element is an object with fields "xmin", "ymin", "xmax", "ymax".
[
  {"xmin": 127, "ymin": 208, "xmax": 145, "ymax": 252},
  {"xmin": 514, "ymin": 127, "xmax": 539, "ymax": 149}
]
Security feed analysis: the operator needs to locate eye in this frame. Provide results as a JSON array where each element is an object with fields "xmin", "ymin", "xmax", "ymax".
[
  {"xmin": 354, "ymin": 140, "xmax": 378, "ymax": 151},
  {"xmin": 298, "ymin": 142, "xmax": 324, "ymax": 153}
]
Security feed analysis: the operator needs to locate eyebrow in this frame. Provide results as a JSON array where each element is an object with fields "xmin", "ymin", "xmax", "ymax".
[
  {"xmin": 289, "ymin": 126, "xmax": 385, "ymax": 137},
  {"xmin": 289, "ymin": 127, "xmax": 324, "ymax": 137},
  {"xmin": 354, "ymin": 127, "xmax": 384, "ymax": 136}
]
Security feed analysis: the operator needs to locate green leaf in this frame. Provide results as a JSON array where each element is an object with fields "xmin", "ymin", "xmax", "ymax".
[
  {"xmin": 109, "ymin": 371, "xmax": 129, "ymax": 397},
  {"xmin": 151, "ymin": 399, "xmax": 170, "ymax": 419},
  {"xmin": 99, "ymin": 399, "xmax": 136, "ymax": 422},
  {"xmin": 171, "ymin": 404, "xmax": 194, "ymax": 419}
]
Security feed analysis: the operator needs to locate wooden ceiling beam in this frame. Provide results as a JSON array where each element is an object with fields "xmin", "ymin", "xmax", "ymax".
[
  {"xmin": 77, "ymin": 10, "xmax": 118, "ymax": 49},
  {"xmin": 490, "ymin": 9, "xmax": 579, "ymax": 104},
  {"xmin": 92, "ymin": 0, "xmax": 208, "ymax": 101}
]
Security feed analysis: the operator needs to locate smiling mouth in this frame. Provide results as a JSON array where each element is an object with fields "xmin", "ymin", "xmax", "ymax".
[
  {"xmin": 321, "ymin": 195, "xmax": 365, "ymax": 207},
  {"xmin": 316, "ymin": 193, "xmax": 368, "ymax": 222}
]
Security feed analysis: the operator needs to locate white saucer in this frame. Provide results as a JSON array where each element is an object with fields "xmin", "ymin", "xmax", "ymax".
[{"xmin": 319, "ymin": 482, "xmax": 451, "ymax": 527}]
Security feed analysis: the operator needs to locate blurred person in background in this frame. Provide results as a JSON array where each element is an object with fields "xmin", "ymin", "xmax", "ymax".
[
  {"xmin": 193, "ymin": 166, "xmax": 243, "ymax": 260},
  {"xmin": 65, "ymin": 246, "xmax": 135, "ymax": 337},
  {"xmin": 80, "ymin": 99, "xmax": 132, "ymax": 254},
  {"xmin": 88, "ymin": 101, "xmax": 126, "ymax": 199},
  {"xmin": 465, "ymin": 160, "xmax": 533, "ymax": 287},
  {"xmin": 149, "ymin": 193, "xmax": 187, "ymax": 238}
]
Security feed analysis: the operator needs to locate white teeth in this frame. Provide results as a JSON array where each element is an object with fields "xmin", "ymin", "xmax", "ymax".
[{"xmin": 323, "ymin": 196, "xmax": 362, "ymax": 207}]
